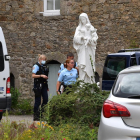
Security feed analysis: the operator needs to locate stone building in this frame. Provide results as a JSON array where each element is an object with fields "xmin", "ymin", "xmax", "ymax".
[{"xmin": 0, "ymin": 0, "xmax": 140, "ymax": 98}]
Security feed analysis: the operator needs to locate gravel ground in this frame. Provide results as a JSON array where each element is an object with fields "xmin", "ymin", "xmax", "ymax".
[{"xmin": 2, "ymin": 115, "xmax": 34, "ymax": 125}]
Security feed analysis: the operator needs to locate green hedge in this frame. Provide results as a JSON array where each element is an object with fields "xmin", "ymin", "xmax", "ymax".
[
  {"xmin": 10, "ymin": 87, "xmax": 33, "ymax": 115},
  {"xmin": 44, "ymin": 81, "xmax": 109, "ymax": 126}
]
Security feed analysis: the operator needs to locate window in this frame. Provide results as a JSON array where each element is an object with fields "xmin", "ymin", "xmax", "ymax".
[
  {"xmin": 113, "ymin": 73, "xmax": 140, "ymax": 98},
  {"xmin": 0, "ymin": 42, "xmax": 4, "ymax": 72},
  {"xmin": 43, "ymin": 0, "xmax": 60, "ymax": 16},
  {"xmin": 130, "ymin": 54, "xmax": 137, "ymax": 66},
  {"xmin": 103, "ymin": 56, "xmax": 126, "ymax": 80}
]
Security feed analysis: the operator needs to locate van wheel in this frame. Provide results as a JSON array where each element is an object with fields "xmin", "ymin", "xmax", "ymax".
[{"xmin": 0, "ymin": 113, "xmax": 2, "ymax": 120}]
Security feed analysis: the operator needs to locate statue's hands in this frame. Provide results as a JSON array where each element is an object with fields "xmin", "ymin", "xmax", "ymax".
[
  {"xmin": 81, "ymin": 36, "xmax": 84, "ymax": 40},
  {"xmin": 74, "ymin": 36, "xmax": 84, "ymax": 45},
  {"xmin": 89, "ymin": 39, "xmax": 96, "ymax": 45}
]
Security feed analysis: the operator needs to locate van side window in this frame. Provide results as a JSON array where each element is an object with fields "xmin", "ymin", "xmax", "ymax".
[
  {"xmin": 0, "ymin": 42, "xmax": 4, "ymax": 71},
  {"xmin": 130, "ymin": 57, "xmax": 137, "ymax": 66}
]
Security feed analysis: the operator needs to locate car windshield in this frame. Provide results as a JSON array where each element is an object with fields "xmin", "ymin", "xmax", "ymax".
[
  {"xmin": 113, "ymin": 73, "xmax": 140, "ymax": 98},
  {"xmin": 0, "ymin": 42, "xmax": 4, "ymax": 72}
]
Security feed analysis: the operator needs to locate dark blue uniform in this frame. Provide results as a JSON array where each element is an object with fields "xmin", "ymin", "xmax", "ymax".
[{"xmin": 32, "ymin": 62, "xmax": 49, "ymax": 120}]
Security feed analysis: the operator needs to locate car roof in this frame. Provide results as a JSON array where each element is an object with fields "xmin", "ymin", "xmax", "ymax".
[
  {"xmin": 119, "ymin": 65, "xmax": 140, "ymax": 74},
  {"xmin": 108, "ymin": 52, "xmax": 140, "ymax": 56}
]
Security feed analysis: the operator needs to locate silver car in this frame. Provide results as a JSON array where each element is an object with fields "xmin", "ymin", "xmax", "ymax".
[{"xmin": 98, "ymin": 66, "xmax": 140, "ymax": 140}]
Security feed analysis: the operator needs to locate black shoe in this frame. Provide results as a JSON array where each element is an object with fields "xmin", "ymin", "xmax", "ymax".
[{"xmin": 33, "ymin": 111, "xmax": 40, "ymax": 121}]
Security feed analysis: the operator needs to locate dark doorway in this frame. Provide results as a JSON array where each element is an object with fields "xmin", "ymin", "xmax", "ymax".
[
  {"xmin": 47, "ymin": 60, "xmax": 60, "ymax": 64},
  {"xmin": 10, "ymin": 73, "xmax": 15, "ymax": 88},
  {"xmin": 95, "ymin": 72, "xmax": 99, "ymax": 83}
]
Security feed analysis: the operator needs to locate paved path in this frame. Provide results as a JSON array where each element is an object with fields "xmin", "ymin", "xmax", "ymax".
[{"xmin": 2, "ymin": 115, "xmax": 34, "ymax": 125}]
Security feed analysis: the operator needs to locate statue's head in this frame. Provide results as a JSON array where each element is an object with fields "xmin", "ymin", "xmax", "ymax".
[
  {"xmin": 79, "ymin": 13, "xmax": 91, "ymax": 27},
  {"xmin": 80, "ymin": 16, "xmax": 87, "ymax": 25}
]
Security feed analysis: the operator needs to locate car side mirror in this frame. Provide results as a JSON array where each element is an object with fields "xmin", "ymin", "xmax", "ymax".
[{"xmin": 5, "ymin": 55, "xmax": 10, "ymax": 61}]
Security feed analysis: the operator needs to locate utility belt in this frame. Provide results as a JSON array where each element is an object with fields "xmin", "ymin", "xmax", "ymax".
[
  {"xmin": 34, "ymin": 77, "xmax": 48, "ymax": 86},
  {"xmin": 33, "ymin": 81, "xmax": 48, "ymax": 97},
  {"xmin": 63, "ymin": 85, "xmax": 72, "ymax": 95},
  {"xmin": 34, "ymin": 81, "xmax": 48, "ymax": 89},
  {"xmin": 63, "ymin": 85, "xmax": 72, "ymax": 88},
  {"xmin": 63, "ymin": 85, "xmax": 72, "ymax": 89}
]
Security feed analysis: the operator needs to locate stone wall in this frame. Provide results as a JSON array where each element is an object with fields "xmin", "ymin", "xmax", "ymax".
[{"xmin": 0, "ymin": 0, "xmax": 140, "ymax": 96}]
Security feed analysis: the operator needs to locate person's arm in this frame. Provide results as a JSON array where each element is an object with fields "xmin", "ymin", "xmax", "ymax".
[
  {"xmin": 75, "ymin": 67, "xmax": 79, "ymax": 75},
  {"xmin": 32, "ymin": 65, "xmax": 48, "ymax": 79},
  {"xmin": 56, "ymin": 71, "xmax": 64, "ymax": 95},
  {"xmin": 56, "ymin": 81, "xmax": 61, "ymax": 95},
  {"xmin": 75, "ymin": 68, "xmax": 79, "ymax": 79},
  {"xmin": 58, "ymin": 64, "xmax": 64, "ymax": 77},
  {"xmin": 32, "ymin": 73, "xmax": 48, "ymax": 79}
]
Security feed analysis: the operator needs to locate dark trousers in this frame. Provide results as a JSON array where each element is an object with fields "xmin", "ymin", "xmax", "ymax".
[
  {"xmin": 34, "ymin": 86, "xmax": 48, "ymax": 113},
  {"xmin": 63, "ymin": 85, "xmax": 72, "ymax": 95}
]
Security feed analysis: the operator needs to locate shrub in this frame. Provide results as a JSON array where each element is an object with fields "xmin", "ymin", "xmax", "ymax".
[
  {"xmin": 43, "ymin": 81, "xmax": 109, "ymax": 126},
  {"xmin": 10, "ymin": 87, "xmax": 33, "ymax": 115},
  {"xmin": 16, "ymin": 99, "xmax": 33, "ymax": 115},
  {"xmin": 10, "ymin": 87, "xmax": 21, "ymax": 108}
]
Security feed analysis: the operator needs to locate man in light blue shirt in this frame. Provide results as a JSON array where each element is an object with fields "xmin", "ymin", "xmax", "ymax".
[{"xmin": 58, "ymin": 52, "xmax": 78, "ymax": 76}]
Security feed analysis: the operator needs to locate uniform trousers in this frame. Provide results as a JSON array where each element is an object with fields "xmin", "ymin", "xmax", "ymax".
[
  {"xmin": 63, "ymin": 85, "xmax": 72, "ymax": 95},
  {"xmin": 34, "ymin": 86, "xmax": 48, "ymax": 113}
]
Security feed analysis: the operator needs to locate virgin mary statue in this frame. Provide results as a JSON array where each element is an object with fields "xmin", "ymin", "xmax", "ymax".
[{"xmin": 73, "ymin": 13, "xmax": 98, "ymax": 83}]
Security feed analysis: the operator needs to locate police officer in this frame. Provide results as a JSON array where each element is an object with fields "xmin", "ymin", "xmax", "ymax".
[
  {"xmin": 56, "ymin": 59, "xmax": 79, "ymax": 95},
  {"xmin": 32, "ymin": 54, "xmax": 49, "ymax": 121},
  {"xmin": 58, "ymin": 52, "xmax": 78, "ymax": 76}
]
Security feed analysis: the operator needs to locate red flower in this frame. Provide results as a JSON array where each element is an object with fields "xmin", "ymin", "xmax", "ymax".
[
  {"xmin": 29, "ymin": 123, "xmax": 37, "ymax": 129},
  {"xmin": 64, "ymin": 138, "xmax": 66, "ymax": 140},
  {"xmin": 41, "ymin": 138, "xmax": 44, "ymax": 140}
]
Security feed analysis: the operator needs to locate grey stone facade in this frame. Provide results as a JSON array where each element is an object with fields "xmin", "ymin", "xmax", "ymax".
[{"xmin": 0, "ymin": 0, "xmax": 140, "ymax": 96}]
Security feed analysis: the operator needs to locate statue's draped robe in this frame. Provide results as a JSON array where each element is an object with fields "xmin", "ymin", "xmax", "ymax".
[{"xmin": 73, "ymin": 13, "xmax": 98, "ymax": 83}]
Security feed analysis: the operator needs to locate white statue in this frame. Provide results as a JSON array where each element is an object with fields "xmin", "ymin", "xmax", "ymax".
[{"xmin": 73, "ymin": 13, "xmax": 98, "ymax": 83}]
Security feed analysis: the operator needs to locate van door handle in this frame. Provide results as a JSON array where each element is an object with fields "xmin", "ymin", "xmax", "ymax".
[{"xmin": 3, "ymin": 78, "xmax": 5, "ymax": 80}]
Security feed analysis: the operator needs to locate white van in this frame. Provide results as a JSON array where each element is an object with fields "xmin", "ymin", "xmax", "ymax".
[{"xmin": 0, "ymin": 27, "xmax": 11, "ymax": 120}]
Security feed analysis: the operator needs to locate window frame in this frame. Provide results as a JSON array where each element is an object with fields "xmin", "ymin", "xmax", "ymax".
[
  {"xmin": 0, "ymin": 42, "xmax": 4, "ymax": 72},
  {"xmin": 43, "ymin": 0, "xmax": 60, "ymax": 16}
]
